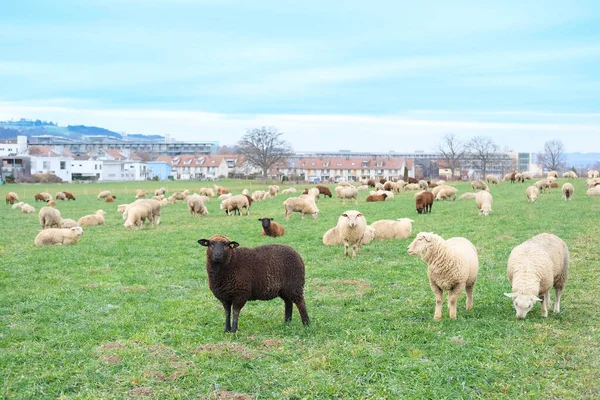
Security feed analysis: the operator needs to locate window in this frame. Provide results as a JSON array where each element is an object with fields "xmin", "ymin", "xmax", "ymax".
[
  {"xmin": 60, "ymin": 161, "xmax": 66, "ymax": 170},
  {"xmin": 43, "ymin": 161, "xmax": 51, "ymax": 169},
  {"xmin": 95, "ymin": 165, "xmax": 98, "ymax": 170}
]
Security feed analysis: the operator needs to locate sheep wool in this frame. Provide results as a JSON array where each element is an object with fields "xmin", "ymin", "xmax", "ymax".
[
  {"xmin": 475, "ymin": 190, "xmax": 493, "ymax": 216},
  {"xmin": 337, "ymin": 210, "xmax": 367, "ymax": 257},
  {"xmin": 370, "ymin": 218, "xmax": 413, "ymax": 239},
  {"xmin": 562, "ymin": 183, "xmax": 574, "ymax": 201},
  {"xmin": 525, "ymin": 186, "xmax": 539, "ymax": 203},
  {"xmin": 34, "ymin": 227, "xmax": 84, "ymax": 246},
  {"xmin": 407, "ymin": 232, "xmax": 479, "ymax": 320},
  {"xmin": 505, "ymin": 233, "xmax": 569, "ymax": 319},
  {"xmin": 39, "ymin": 206, "xmax": 61, "ymax": 229}
]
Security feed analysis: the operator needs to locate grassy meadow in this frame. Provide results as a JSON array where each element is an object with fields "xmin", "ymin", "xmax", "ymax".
[{"xmin": 1, "ymin": 178, "xmax": 600, "ymax": 399}]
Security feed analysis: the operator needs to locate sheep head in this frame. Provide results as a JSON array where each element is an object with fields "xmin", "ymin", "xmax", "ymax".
[
  {"xmin": 407, "ymin": 232, "xmax": 436, "ymax": 257},
  {"xmin": 198, "ymin": 235, "xmax": 239, "ymax": 264},
  {"xmin": 258, "ymin": 217, "xmax": 273, "ymax": 229},
  {"xmin": 341, "ymin": 211, "xmax": 363, "ymax": 228},
  {"xmin": 504, "ymin": 293, "xmax": 542, "ymax": 319}
]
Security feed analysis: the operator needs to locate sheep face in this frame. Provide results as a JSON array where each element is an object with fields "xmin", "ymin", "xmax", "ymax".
[
  {"xmin": 504, "ymin": 293, "xmax": 542, "ymax": 319},
  {"xmin": 407, "ymin": 232, "xmax": 434, "ymax": 257},
  {"xmin": 341, "ymin": 212, "xmax": 363, "ymax": 227},
  {"xmin": 198, "ymin": 238, "xmax": 239, "ymax": 264},
  {"xmin": 258, "ymin": 218, "xmax": 273, "ymax": 229}
]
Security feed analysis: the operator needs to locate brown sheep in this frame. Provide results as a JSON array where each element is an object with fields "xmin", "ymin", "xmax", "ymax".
[
  {"xmin": 5, "ymin": 194, "xmax": 17, "ymax": 205},
  {"xmin": 428, "ymin": 182, "xmax": 438, "ymax": 188},
  {"xmin": 407, "ymin": 177, "xmax": 419, "ymax": 184},
  {"xmin": 34, "ymin": 193, "xmax": 47, "ymax": 202},
  {"xmin": 105, "ymin": 195, "xmax": 117, "ymax": 203},
  {"xmin": 379, "ymin": 178, "xmax": 387, "ymax": 185},
  {"xmin": 64, "ymin": 191, "xmax": 76, "ymax": 200},
  {"xmin": 301, "ymin": 189, "xmax": 309, "ymax": 195},
  {"xmin": 258, "ymin": 217, "xmax": 285, "ymax": 237},
  {"xmin": 367, "ymin": 179, "xmax": 376, "ymax": 187},
  {"xmin": 383, "ymin": 182, "xmax": 395, "ymax": 191},
  {"xmin": 316, "ymin": 185, "xmax": 332, "ymax": 198},
  {"xmin": 550, "ymin": 182, "xmax": 559, "ymax": 189},
  {"xmin": 366, "ymin": 193, "xmax": 388, "ymax": 202},
  {"xmin": 415, "ymin": 191, "xmax": 434, "ymax": 214},
  {"xmin": 198, "ymin": 234, "xmax": 309, "ymax": 333}
]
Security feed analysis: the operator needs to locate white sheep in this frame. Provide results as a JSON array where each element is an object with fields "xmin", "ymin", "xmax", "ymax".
[
  {"xmin": 418, "ymin": 180, "xmax": 428, "ymax": 190},
  {"xmin": 370, "ymin": 218, "xmax": 413, "ymax": 239},
  {"xmin": 124, "ymin": 205, "xmax": 150, "ymax": 229},
  {"xmin": 78, "ymin": 210, "xmax": 105, "ymax": 227},
  {"xmin": 337, "ymin": 210, "xmax": 367, "ymax": 258},
  {"xmin": 21, "ymin": 204, "xmax": 35, "ymax": 214},
  {"xmin": 521, "ymin": 172, "xmax": 532, "ymax": 180},
  {"xmin": 60, "ymin": 218, "xmax": 79, "ymax": 228},
  {"xmin": 218, "ymin": 193, "xmax": 233, "ymax": 200},
  {"xmin": 407, "ymin": 232, "xmax": 479, "ymax": 320},
  {"xmin": 337, "ymin": 187, "xmax": 358, "ymax": 204},
  {"xmin": 562, "ymin": 183, "xmax": 574, "ymax": 201},
  {"xmin": 535, "ymin": 179, "xmax": 550, "ymax": 192},
  {"xmin": 154, "ymin": 187, "xmax": 166, "ymax": 196},
  {"xmin": 283, "ymin": 197, "xmax": 319, "ymax": 220},
  {"xmin": 586, "ymin": 178, "xmax": 600, "ymax": 188},
  {"xmin": 322, "ymin": 225, "xmax": 375, "ymax": 246},
  {"xmin": 242, "ymin": 188, "xmax": 250, "ymax": 196},
  {"xmin": 187, "ymin": 195, "xmax": 208, "ymax": 217},
  {"xmin": 458, "ymin": 192, "xmax": 477, "ymax": 200},
  {"xmin": 11, "ymin": 202, "xmax": 25, "ymax": 209},
  {"xmin": 199, "ymin": 187, "xmax": 215, "ymax": 197},
  {"xmin": 268, "ymin": 185, "xmax": 279, "ymax": 197},
  {"xmin": 404, "ymin": 183, "xmax": 420, "ymax": 191},
  {"xmin": 586, "ymin": 186, "xmax": 600, "ymax": 196},
  {"xmin": 431, "ymin": 185, "xmax": 446, "ymax": 198},
  {"xmin": 281, "ymin": 188, "xmax": 297, "ymax": 195},
  {"xmin": 136, "ymin": 189, "xmax": 148, "ymax": 199},
  {"xmin": 504, "ymin": 233, "xmax": 569, "ymax": 319},
  {"xmin": 34, "ymin": 226, "xmax": 84, "ymax": 246},
  {"xmin": 475, "ymin": 190, "xmax": 493, "ymax": 216},
  {"xmin": 471, "ymin": 181, "xmax": 489, "ymax": 191},
  {"xmin": 55, "ymin": 192, "xmax": 67, "ymax": 201},
  {"xmin": 252, "ymin": 190, "xmax": 266, "ymax": 201},
  {"xmin": 220, "ymin": 194, "xmax": 251, "ymax": 216},
  {"xmin": 39, "ymin": 206, "xmax": 61, "ymax": 229},
  {"xmin": 40, "ymin": 192, "xmax": 52, "ymax": 201},
  {"xmin": 547, "ymin": 171, "xmax": 558, "ymax": 178},
  {"xmin": 562, "ymin": 171, "xmax": 577, "ymax": 179},
  {"xmin": 97, "ymin": 190, "xmax": 111, "ymax": 199},
  {"xmin": 436, "ymin": 186, "xmax": 457, "ymax": 201},
  {"xmin": 525, "ymin": 186, "xmax": 539, "ymax": 203},
  {"xmin": 486, "ymin": 175, "xmax": 499, "ymax": 185}
]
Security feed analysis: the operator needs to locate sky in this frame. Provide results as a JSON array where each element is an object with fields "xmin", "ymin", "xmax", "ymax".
[{"xmin": 1, "ymin": 0, "xmax": 600, "ymax": 153}]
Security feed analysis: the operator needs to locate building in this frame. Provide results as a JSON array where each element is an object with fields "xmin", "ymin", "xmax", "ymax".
[
  {"xmin": 101, "ymin": 160, "xmax": 149, "ymax": 181},
  {"xmin": 147, "ymin": 161, "xmax": 172, "ymax": 180},
  {"xmin": 0, "ymin": 156, "xmax": 31, "ymax": 180},
  {"xmin": 0, "ymin": 136, "xmax": 28, "ymax": 156},
  {"xmin": 29, "ymin": 155, "xmax": 74, "ymax": 182},
  {"xmin": 156, "ymin": 155, "xmax": 229, "ymax": 180},
  {"xmin": 71, "ymin": 156, "xmax": 104, "ymax": 181}
]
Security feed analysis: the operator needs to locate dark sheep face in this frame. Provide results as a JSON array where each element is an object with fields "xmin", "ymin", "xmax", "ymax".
[
  {"xmin": 198, "ymin": 239, "xmax": 239, "ymax": 264},
  {"xmin": 258, "ymin": 217, "xmax": 273, "ymax": 229}
]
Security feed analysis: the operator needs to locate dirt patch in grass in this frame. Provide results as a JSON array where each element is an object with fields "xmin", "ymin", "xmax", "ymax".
[
  {"xmin": 261, "ymin": 339, "xmax": 282, "ymax": 348},
  {"xmin": 100, "ymin": 354, "xmax": 123, "ymax": 364},
  {"xmin": 195, "ymin": 343, "xmax": 258, "ymax": 359},
  {"xmin": 168, "ymin": 369, "xmax": 187, "ymax": 380},
  {"xmin": 210, "ymin": 390, "xmax": 255, "ymax": 400},
  {"xmin": 147, "ymin": 343, "xmax": 174, "ymax": 355},
  {"xmin": 146, "ymin": 371, "xmax": 167, "ymax": 381},
  {"xmin": 129, "ymin": 387, "xmax": 153, "ymax": 397}
]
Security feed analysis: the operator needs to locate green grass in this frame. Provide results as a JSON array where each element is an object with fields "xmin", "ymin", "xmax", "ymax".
[{"xmin": 1, "ymin": 179, "xmax": 600, "ymax": 399}]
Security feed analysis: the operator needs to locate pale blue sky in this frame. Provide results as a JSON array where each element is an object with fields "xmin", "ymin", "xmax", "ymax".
[{"xmin": 1, "ymin": 1, "xmax": 599, "ymax": 152}]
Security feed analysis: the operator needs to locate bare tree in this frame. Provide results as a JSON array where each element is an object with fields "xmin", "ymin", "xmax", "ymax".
[
  {"xmin": 435, "ymin": 133, "xmax": 467, "ymax": 181},
  {"xmin": 237, "ymin": 126, "xmax": 292, "ymax": 180},
  {"xmin": 467, "ymin": 136, "xmax": 499, "ymax": 179},
  {"xmin": 537, "ymin": 140, "xmax": 566, "ymax": 172}
]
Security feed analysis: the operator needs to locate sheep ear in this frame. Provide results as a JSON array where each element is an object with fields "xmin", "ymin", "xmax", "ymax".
[
  {"xmin": 270, "ymin": 218, "xmax": 273, "ymax": 221},
  {"xmin": 357, "ymin": 213, "xmax": 363, "ymax": 217},
  {"xmin": 504, "ymin": 293, "xmax": 518, "ymax": 299},
  {"xmin": 257, "ymin": 218, "xmax": 262, "ymax": 221},
  {"xmin": 198, "ymin": 239, "xmax": 210, "ymax": 247},
  {"xmin": 342, "ymin": 213, "xmax": 348, "ymax": 217},
  {"xmin": 229, "ymin": 241, "xmax": 240, "ymax": 249},
  {"xmin": 531, "ymin": 295, "xmax": 542, "ymax": 302}
]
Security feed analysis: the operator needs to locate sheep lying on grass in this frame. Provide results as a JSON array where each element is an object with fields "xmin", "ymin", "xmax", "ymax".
[
  {"xmin": 198, "ymin": 234, "xmax": 310, "ymax": 333},
  {"xmin": 505, "ymin": 233, "xmax": 569, "ymax": 319},
  {"xmin": 60, "ymin": 218, "xmax": 79, "ymax": 229},
  {"xmin": 258, "ymin": 217, "xmax": 285, "ymax": 237},
  {"xmin": 370, "ymin": 218, "xmax": 413, "ymax": 239},
  {"xmin": 407, "ymin": 232, "xmax": 479, "ymax": 320},
  {"xmin": 21, "ymin": 204, "xmax": 35, "ymax": 214},
  {"xmin": 78, "ymin": 210, "xmax": 105, "ymax": 227},
  {"xmin": 34, "ymin": 226, "xmax": 84, "ymax": 246}
]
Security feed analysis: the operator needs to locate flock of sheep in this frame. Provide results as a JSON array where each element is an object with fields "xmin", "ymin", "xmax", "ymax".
[{"xmin": 4, "ymin": 168, "xmax": 597, "ymax": 332}]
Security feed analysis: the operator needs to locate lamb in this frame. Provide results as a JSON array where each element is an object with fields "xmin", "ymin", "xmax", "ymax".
[
  {"xmin": 562, "ymin": 171, "xmax": 577, "ymax": 179},
  {"xmin": 21, "ymin": 204, "xmax": 35, "ymax": 213},
  {"xmin": 187, "ymin": 195, "xmax": 208, "ymax": 217},
  {"xmin": 105, "ymin": 195, "xmax": 117, "ymax": 203},
  {"xmin": 562, "ymin": 183, "xmax": 574, "ymax": 201},
  {"xmin": 135, "ymin": 189, "xmax": 148, "ymax": 199},
  {"xmin": 337, "ymin": 187, "xmax": 358, "ymax": 204},
  {"xmin": 47, "ymin": 200, "xmax": 57, "ymax": 207},
  {"xmin": 366, "ymin": 193, "xmax": 387, "ymax": 202},
  {"xmin": 39, "ymin": 206, "xmax": 61, "ymax": 229},
  {"xmin": 337, "ymin": 210, "xmax": 367, "ymax": 257},
  {"xmin": 281, "ymin": 188, "xmax": 297, "ymax": 195},
  {"xmin": 471, "ymin": 181, "xmax": 489, "ymax": 191},
  {"xmin": 586, "ymin": 178, "xmax": 600, "ymax": 188},
  {"xmin": 63, "ymin": 191, "xmax": 76, "ymax": 200},
  {"xmin": 199, "ymin": 187, "xmax": 215, "ymax": 197},
  {"xmin": 134, "ymin": 199, "xmax": 162, "ymax": 226},
  {"xmin": 431, "ymin": 185, "xmax": 446, "ymax": 198},
  {"xmin": 374, "ymin": 182, "xmax": 384, "ymax": 191},
  {"xmin": 124, "ymin": 204, "xmax": 151, "ymax": 229},
  {"xmin": 535, "ymin": 179, "xmax": 550, "ymax": 193},
  {"xmin": 78, "ymin": 210, "xmax": 106, "ymax": 227},
  {"xmin": 370, "ymin": 218, "xmax": 413, "ymax": 239},
  {"xmin": 407, "ymin": 232, "xmax": 479, "ymax": 320},
  {"xmin": 415, "ymin": 191, "xmax": 434, "ymax": 214},
  {"xmin": 34, "ymin": 226, "xmax": 84, "ymax": 246},
  {"xmin": 198, "ymin": 234, "xmax": 309, "ymax": 333},
  {"xmin": 55, "ymin": 192, "xmax": 66, "ymax": 201},
  {"xmin": 486, "ymin": 175, "xmax": 499, "ymax": 185},
  {"xmin": 220, "ymin": 194, "xmax": 251, "ymax": 216},
  {"xmin": 154, "ymin": 187, "xmax": 166, "ymax": 196},
  {"xmin": 283, "ymin": 197, "xmax": 319, "ymax": 220},
  {"xmin": 521, "ymin": 172, "xmax": 532, "ymax": 180},
  {"xmin": 252, "ymin": 190, "xmax": 266, "ymax": 201},
  {"xmin": 475, "ymin": 190, "xmax": 493, "ymax": 216},
  {"xmin": 458, "ymin": 192, "xmax": 477, "ymax": 200},
  {"xmin": 316, "ymin": 185, "xmax": 332, "ymax": 198},
  {"xmin": 525, "ymin": 186, "xmax": 539, "ymax": 203},
  {"xmin": 268, "ymin": 185, "xmax": 279, "ymax": 197},
  {"xmin": 40, "ymin": 192, "xmax": 52, "ymax": 201},
  {"xmin": 11, "ymin": 201, "xmax": 24, "ymax": 209},
  {"xmin": 586, "ymin": 186, "xmax": 600, "ymax": 196},
  {"xmin": 97, "ymin": 190, "xmax": 111, "ymax": 199},
  {"xmin": 258, "ymin": 217, "xmax": 285, "ymax": 237},
  {"xmin": 5, "ymin": 193, "xmax": 17, "ymax": 204},
  {"xmin": 436, "ymin": 186, "xmax": 457, "ymax": 201},
  {"xmin": 587, "ymin": 170, "xmax": 599, "ymax": 179},
  {"xmin": 323, "ymin": 225, "xmax": 375, "ymax": 246},
  {"xmin": 504, "ymin": 233, "xmax": 569, "ymax": 319},
  {"xmin": 60, "ymin": 218, "xmax": 79, "ymax": 228}
]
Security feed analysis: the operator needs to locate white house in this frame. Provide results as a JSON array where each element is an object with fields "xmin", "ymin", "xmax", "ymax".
[
  {"xmin": 0, "ymin": 136, "xmax": 28, "ymax": 157},
  {"xmin": 71, "ymin": 157, "xmax": 104, "ymax": 181},
  {"xmin": 101, "ymin": 160, "xmax": 149, "ymax": 181},
  {"xmin": 30, "ymin": 155, "xmax": 74, "ymax": 182},
  {"xmin": 156, "ymin": 155, "xmax": 229, "ymax": 180}
]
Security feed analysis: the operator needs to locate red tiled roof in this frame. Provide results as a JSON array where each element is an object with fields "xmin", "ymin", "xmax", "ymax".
[{"xmin": 291, "ymin": 156, "xmax": 410, "ymax": 171}]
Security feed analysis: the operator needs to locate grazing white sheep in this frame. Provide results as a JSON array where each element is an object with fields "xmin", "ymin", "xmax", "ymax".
[
  {"xmin": 407, "ymin": 232, "xmax": 479, "ymax": 320},
  {"xmin": 337, "ymin": 210, "xmax": 367, "ymax": 258},
  {"xmin": 475, "ymin": 190, "xmax": 493, "ymax": 216},
  {"xmin": 436, "ymin": 186, "xmax": 457, "ymax": 201},
  {"xmin": 199, "ymin": 187, "xmax": 215, "ymax": 197},
  {"xmin": 525, "ymin": 186, "xmax": 539, "ymax": 203},
  {"xmin": 97, "ymin": 190, "xmax": 111, "ymax": 199},
  {"xmin": 252, "ymin": 190, "xmax": 266, "ymax": 201},
  {"xmin": 486, "ymin": 175, "xmax": 499, "ymax": 185},
  {"xmin": 187, "ymin": 195, "xmax": 208, "ymax": 217},
  {"xmin": 370, "ymin": 218, "xmax": 413, "ymax": 239},
  {"xmin": 135, "ymin": 189, "xmax": 148, "ymax": 199},
  {"xmin": 124, "ymin": 205, "xmax": 150, "ymax": 229},
  {"xmin": 535, "ymin": 179, "xmax": 550, "ymax": 192},
  {"xmin": 220, "ymin": 194, "xmax": 250, "ymax": 216},
  {"xmin": 562, "ymin": 183, "xmax": 574, "ymax": 201},
  {"xmin": 21, "ymin": 204, "xmax": 35, "ymax": 214},
  {"xmin": 218, "ymin": 193, "xmax": 233, "ymax": 200},
  {"xmin": 505, "ymin": 233, "xmax": 569, "ymax": 319},
  {"xmin": 283, "ymin": 197, "xmax": 319, "ymax": 220},
  {"xmin": 39, "ymin": 206, "xmax": 61, "ymax": 229},
  {"xmin": 154, "ymin": 187, "xmax": 166, "ymax": 196},
  {"xmin": 337, "ymin": 187, "xmax": 358, "ymax": 204},
  {"xmin": 547, "ymin": 171, "xmax": 558, "ymax": 178},
  {"xmin": 34, "ymin": 226, "xmax": 84, "ymax": 246},
  {"xmin": 471, "ymin": 181, "xmax": 489, "ymax": 191},
  {"xmin": 55, "ymin": 192, "xmax": 67, "ymax": 201},
  {"xmin": 562, "ymin": 171, "xmax": 577, "ymax": 179}
]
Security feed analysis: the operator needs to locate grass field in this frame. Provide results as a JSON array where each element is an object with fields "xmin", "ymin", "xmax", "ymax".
[{"xmin": 1, "ymin": 179, "xmax": 600, "ymax": 399}]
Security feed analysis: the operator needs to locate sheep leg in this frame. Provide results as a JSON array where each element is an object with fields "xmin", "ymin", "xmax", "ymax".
[
  {"xmin": 284, "ymin": 299, "xmax": 293, "ymax": 322},
  {"xmin": 295, "ymin": 297, "xmax": 310, "ymax": 326},
  {"xmin": 344, "ymin": 243, "xmax": 350, "ymax": 256},
  {"xmin": 230, "ymin": 301, "xmax": 246, "ymax": 333},
  {"xmin": 430, "ymin": 283, "xmax": 443, "ymax": 321},
  {"xmin": 554, "ymin": 287, "xmax": 563, "ymax": 313},
  {"xmin": 465, "ymin": 285, "xmax": 474, "ymax": 310},
  {"xmin": 447, "ymin": 286, "xmax": 463, "ymax": 319},
  {"xmin": 222, "ymin": 301, "xmax": 232, "ymax": 333},
  {"xmin": 541, "ymin": 291, "xmax": 550, "ymax": 317}
]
